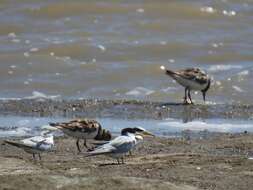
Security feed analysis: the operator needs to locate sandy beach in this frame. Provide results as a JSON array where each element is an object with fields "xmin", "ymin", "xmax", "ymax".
[{"xmin": 1, "ymin": 131, "xmax": 253, "ymax": 190}]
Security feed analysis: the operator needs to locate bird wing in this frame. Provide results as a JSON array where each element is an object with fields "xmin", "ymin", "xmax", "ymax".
[
  {"xmin": 86, "ymin": 136, "xmax": 135, "ymax": 156},
  {"xmin": 108, "ymin": 135, "xmax": 133, "ymax": 147},
  {"xmin": 91, "ymin": 141, "xmax": 109, "ymax": 146},
  {"xmin": 177, "ymin": 68, "xmax": 208, "ymax": 84},
  {"xmin": 86, "ymin": 144, "xmax": 116, "ymax": 156},
  {"xmin": 4, "ymin": 140, "xmax": 34, "ymax": 149},
  {"xmin": 49, "ymin": 119, "xmax": 99, "ymax": 133},
  {"xmin": 22, "ymin": 135, "xmax": 53, "ymax": 147},
  {"xmin": 21, "ymin": 136, "xmax": 45, "ymax": 145}
]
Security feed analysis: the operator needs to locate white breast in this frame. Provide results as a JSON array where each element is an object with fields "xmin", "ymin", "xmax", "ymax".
[{"xmin": 174, "ymin": 76, "xmax": 207, "ymax": 91}]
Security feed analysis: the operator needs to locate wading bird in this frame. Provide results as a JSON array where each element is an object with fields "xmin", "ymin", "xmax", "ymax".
[
  {"xmin": 49, "ymin": 119, "xmax": 111, "ymax": 152},
  {"xmin": 160, "ymin": 66, "xmax": 211, "ymax": 104}
]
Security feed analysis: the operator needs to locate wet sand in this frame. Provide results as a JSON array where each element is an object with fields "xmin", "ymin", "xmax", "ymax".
[
  {"xmin": 1, "ymin": 133, "xmax": 253, "ymax": 190},
  {"xmin": 0, "ymin": 99, "xmax": 253, "ymax": 120}
]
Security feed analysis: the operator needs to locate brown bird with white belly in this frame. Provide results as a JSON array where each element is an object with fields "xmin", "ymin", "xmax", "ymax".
[
  {"xmin": 160, "ymin": 66, "xmax": 211, "ymax": 104},
  {"xmin": 49, "ymin": 119, "xmax": 111, "ymax": 152}
]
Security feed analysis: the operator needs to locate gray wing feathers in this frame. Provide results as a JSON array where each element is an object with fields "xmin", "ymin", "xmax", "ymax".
[
  {"xmin": 86, "ymin": 144, "xmax": 116, "ymax": 156},
  {"xmin": 85, "ymin": 136, "xmax": 135, "ymax": 157},
  {"xmin": 4, "ymin": 140, "xmax": 33, "ymax": 149}
]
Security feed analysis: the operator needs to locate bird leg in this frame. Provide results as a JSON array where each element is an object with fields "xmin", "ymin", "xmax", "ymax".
[
  {"xmin": 129, "ymin": 150, "xmax": 132, "ymax": 156},
  {"xmin": 121, "ymin": 157, "xmax": 125, "ymax": 164},
  {"xmin": 84, "ymin": 139, "xmax": 94, "ymax": 151},
  {"xmin": 32, "ymin": 153, "xmax": 36, "ymax": 160},
  {"xmin": 183, "ymin": 88, "xmax": 187, "ymax": 103},
  {"xmin": 76, "ymin": 139, "xmax": 81, "ymax": 152},
  {"xmin": 188, "ymin": 90, "xmax": 193, "ymax": 104},
  {"xmin": 38, "ymin": 154, "xmax": 42, "ymax": 160},
  {"xmin": 117, "ymin": 158, "xmax": 120, "ymax": 165},
  {"xmin": 83, "ymin": 139, "xmax": 90, "ymax": 149},
  {"xmin": 183, "ymin": 87, "xmax": 190, "ymax": 104}
]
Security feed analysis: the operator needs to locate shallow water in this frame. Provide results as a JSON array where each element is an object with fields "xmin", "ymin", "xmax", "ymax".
[
  {"xmin": 0, "ymin": 0, "xmax": 252, "ymax": 103},
  {"xmin": 0, "ymin": 115, "xmax": 252, "ymax": 138}
]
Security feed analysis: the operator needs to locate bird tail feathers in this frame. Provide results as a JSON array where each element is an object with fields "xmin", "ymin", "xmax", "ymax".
[
  {"xmin": 165, "ymin": 69, "xmax": 177, "ymax": 76},
  {"xmin": 4, "ymin": 140, "xmax": 25, "ymax": 148},
  {"xmin": 83, "ymin": 151, "xmax": 110, "ymax": 157}
]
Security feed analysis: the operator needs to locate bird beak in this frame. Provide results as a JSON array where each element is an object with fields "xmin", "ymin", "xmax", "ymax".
[
  {"xmin": 140, "ymin": 131, "xmax": 155, "ymax": 137},
  {"xmin": 202, "ymin": 91, "xmax": 206, "ymax": 102}
]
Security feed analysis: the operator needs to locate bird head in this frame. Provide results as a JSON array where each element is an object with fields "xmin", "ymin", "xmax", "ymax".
[
  {"xmin": 133, "ymin": 127, "xmax": 155, "ymax": 137},
  {"xmin": 121, "ymin": 127, "xmax": 154, "ymax": 137}
]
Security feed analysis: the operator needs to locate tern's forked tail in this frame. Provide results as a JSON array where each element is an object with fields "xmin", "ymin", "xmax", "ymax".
[{"xmin": 4, "ymin": 140, "xmax": 22, "ymax": 148}]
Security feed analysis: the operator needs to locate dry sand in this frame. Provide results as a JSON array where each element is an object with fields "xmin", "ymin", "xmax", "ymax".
[{"xmin": 0, "ymin": 133, "xmax": 253, "ymax": 190}]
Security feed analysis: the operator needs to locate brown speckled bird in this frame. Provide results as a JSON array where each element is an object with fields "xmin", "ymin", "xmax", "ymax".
[
  {"xmin": 49, "ymin": 119, "xmax": 111, "ymax": 152},
  {"xmin": 161, "ymin": 66, "xmax": 211, "ymax": 104}
]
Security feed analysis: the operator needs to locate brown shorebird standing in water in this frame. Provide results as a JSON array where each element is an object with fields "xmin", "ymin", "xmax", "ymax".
[{"xmin": 160, "ymin": 66, "xmax": 211, "ymax": 104}]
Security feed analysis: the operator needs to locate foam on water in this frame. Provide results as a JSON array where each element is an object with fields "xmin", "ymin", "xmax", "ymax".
[
  {"xmin": 232, "ymin": 86, "xmax": 244, "ymax": 93},
  {"xmin": 158, "ymin": 119, "xmax": 253, "ymax": 133},
  {"xmin": 126, "ymin": 87, "xmax": 154, "ymax": 97},
  {"xmin": 160, "ymin": 87, "xmax": 178, "ymax": 93},
  {"xmin": 24, "ymin": 91, "xmax": 61, "ymax": 100},
  {"xmin": 200, "ymin": 7, "xmax": 216, "ymax": 14},
  {"xmin": 0, "ymin": 117, "xmax": 66, "ymax": 137},
  {"xmin": 237, "ymin": 70, "xmax": 249, "ymax": 76},
  {"xmin": 208, "ymin": 65, "xmax": 243, "ymax": 72}
]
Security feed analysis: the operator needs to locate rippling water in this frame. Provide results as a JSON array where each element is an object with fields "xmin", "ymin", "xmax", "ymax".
[{"xmin": 0, "ymin": 0, "xmax": 253, "ymax": 104}]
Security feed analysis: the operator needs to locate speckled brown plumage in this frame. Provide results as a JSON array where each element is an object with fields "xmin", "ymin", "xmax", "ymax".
[
  {"xmin": 173, "ymin": 68, "xmax": 209, "ymax": 85},
  {"xmin": 51, "ymin": 119, "xmax": 100, "ymax": 133},
  {"xmin": 50, "ymin": 119, "xmax": 111, "ymax": 152},
  {"xmin": 164, "ymin": 67, "xmax": 211, "ymax": 104}
]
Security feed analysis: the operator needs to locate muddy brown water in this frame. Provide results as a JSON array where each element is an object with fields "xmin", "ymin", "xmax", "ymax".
[{"xmin": 0, "ymin": 0, "xmax": 252, "ymax": 104}]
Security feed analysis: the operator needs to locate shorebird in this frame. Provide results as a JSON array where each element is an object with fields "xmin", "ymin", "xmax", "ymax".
[
  {"xmin": 92, "ymin": 128, "xmax": 144, "ymax": 156},
  {"xmin": 160, "ymin": 66, "xmax": 211, "ymax": 104},
  {"xmin": 49, "ymin": 119, "xmax": 111, "ymax": 152},
  {"xmin": 85, "ymin": 127, "xmax": 154, "ymax": 164},
  {"xmin": 4, "ymin": 130, "xmax": 55, "ymax": 160}
]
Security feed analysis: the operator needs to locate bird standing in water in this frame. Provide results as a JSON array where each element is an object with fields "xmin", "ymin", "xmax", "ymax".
[{"xmin": 160, "ymin": 66, "xmax": 211, "ymax": 104}]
